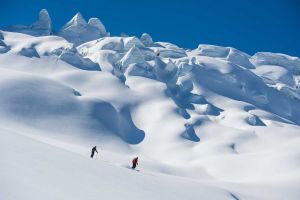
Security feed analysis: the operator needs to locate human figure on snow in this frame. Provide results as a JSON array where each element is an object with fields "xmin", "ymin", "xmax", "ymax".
[
  {"xmin": 91, "ymin": 146, "xmax": 98, "ymax": 158},
  {"xmin": 132, "ymin": 157, "xmax": 138, "ymax": 169},
  {"xmin": 156, "ymin": 50, "xmax": 160, "ymax": 57}
]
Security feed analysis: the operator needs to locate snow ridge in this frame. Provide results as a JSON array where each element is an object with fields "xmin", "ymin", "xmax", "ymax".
[{"xmin": 1, "ymin": 9, "xmax": 300, "ymax": 200}]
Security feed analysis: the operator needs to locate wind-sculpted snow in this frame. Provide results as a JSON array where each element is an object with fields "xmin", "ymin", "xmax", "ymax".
[
  {"xmin": 197, "ymin": 44, "xmax": 230, "ymax": 57},
  {"xmin": 57, "ymin": 47, "xmax": 101, "ymax": 71},
  {"xmin": 0, "ymin": 72, "xmax": 79, "ymax": 118},
  {"xmin": 58, "ymin": 13, "xmax": 107, "ymax": 46},
  {"xmin": 76, "ymin": 34, "xmax": 300, "ymax": 126},
  {"xmin": 118, "ymin": 45, "xmax": 147, "ymax": 70},
  {"xmin": 3, "ymin": 9, "xmax": 52, "ymax": 36},
  {"xmin": 251, "ymin": 52, "xmax": 300, "ymax": 74},
  {"xmin": 1, "ymin": 10, "xmax": 300, "ymax": 200},
  {"xmin": 154, "ymin": 57, "xmax": 178, "ymax": 84},
  {"xmin": 88, "ymin": 18, "xmax": 107, "ymax": 36},
  {"xmin": 31, "ymin": 9, "xmax": 52, "ymax": 35},
  {"xmin": 0, "ymin": 67, "xmax": 143, "ymax": 144},
  {"xmin": 0, "ymin": 38, "xmax": 10, "ymax": 53},
  {"xmin": 123, "ymin": 36, "xmax": 145, "ymax": 51},
  {"xmin": 90, "ymin": 102, "xmax": 145, "ymax": 144},
  {"xmin": 189, "ymin": 56, "xmax": 300, "ymax": 124},
  {"xmin": 115, "ymin": 46, "xmax": 155, "ymax": 79},
  {"xmin": 195, "ymin": 44, "xmax": 254, "ymax": 69},
  {"xmin": 2, "ymin": 9, "xmax": 106, "ymax": 45},
  {"xmin": 1, "ymin": 31, "xmax": 72, "ymax": 55},
  {"xmin": 254, "ymin": 65, "xmax": 295, "ymax": 86},
  {"xmin": 79, "ymin": 37, "xmax": 124, "ymax": 52},
  {"xmin": 1, "ymin": 31, "xmax": 100, "ymax": 71},
  {"xmin": 140, "ymin": 33, "xmax": 153, "ymax": 47},
  {"xmin": 251, "ymin": 52, "xmax": 300, "ymax": 100},
  {"xmin": 153, "ymin": 42, "xmax": 187, "ymax": 58}
]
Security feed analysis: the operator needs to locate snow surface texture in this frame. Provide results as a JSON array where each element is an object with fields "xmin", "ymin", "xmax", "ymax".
[{"xmin": 1, "ymin": 9, "xmax": 300, "ymax": 200}]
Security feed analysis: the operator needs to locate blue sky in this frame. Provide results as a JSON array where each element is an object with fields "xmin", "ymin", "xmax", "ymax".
[{"xmin": 1, "ymin": 0, "xmax": 299, "ymax": 56}]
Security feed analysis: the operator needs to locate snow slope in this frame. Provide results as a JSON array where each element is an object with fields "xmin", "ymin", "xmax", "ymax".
[
  {"xmin": 0, "ymin": 128, "xmax": 241, "ymax": 200},
  {"xmin": 0, "ymin": 9, "xmax": 300, "ymax": 200}
]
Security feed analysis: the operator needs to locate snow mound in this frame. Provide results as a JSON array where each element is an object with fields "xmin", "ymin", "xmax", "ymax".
[
  {"xmin": 154, "ymin": 57, "xmax": 178, "ymax": 84},
  {"xmin": 196, "ymin": 45, "xmax": 254, "ymax": 69},
  {"xmin": 251, "ymin": 52, "xmax": 300, "ymax": 74},
  {"xmin": 79, "ymin": 37, "xmax": 124, "ymax": 52},
  {"xmin": 117, "ymin": 45, "xmax": 147, "ymax": 70},
  {"xmin": 58, "ymin": 13, "xmax": 107, "ymax": 46},
  {"xmin": 139, "ymin": 47, "xmax": 156, "ymax": 61},
  {"xmin": 123, "ymin": 36, "xmax": 145, "ymax": 51},
  {"xmin": 140, "ymin": 33, "xmax": 153, "ymax": 47},
  {"xmin": 253, "ymin": 65, "xmax": 295, "ymax": 86},
  {"xmin": 112, "ymin": 46, "xmax": 154, "ymax": 79},
  {"xmin": 197, "ymin": 44, "xmax": 230, "ymax": 57},
  {"xmin": 0, "ymin": 71, "xmax": 80, "ymax": 122},
  {"xmin": 160, "ymin": 48, "xmax": 187, "ymax": 58},
  {"xmin": 1, "ymin": 31, "xmax": 72, "ymax": 55},
  {"xmin": 251, "ymin": 53, "xmax": 300, "ymax": 100},
  {"xmin": 115, "ymin": 45, "xmax": 155, "ymax": 79},
  {"xmin": 227, "ymin": 48, "xmax": 254, "ymax": 69},
  {"xmin": 57, "ymin": 47, "xmax": 101, "ymax": 71},
  {"xmin": 0, "ymin": 67, "xmax": 143, "ymax": 144},
  {"xmin": 190, "ymin": 56, "xmax": 300, "ymax": 124},
  {"xmin": 153, "ymin": 42, "xmax": 187, "ymax": 58},
  {"xmin": 1, "ymin": 31, "xmax": 99, "ymax": 71},
  {"xmin": 2, "ymin": 10, "xmax": 300, "ymax": 200}
]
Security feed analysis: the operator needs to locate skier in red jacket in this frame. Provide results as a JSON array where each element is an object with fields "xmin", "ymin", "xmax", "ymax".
[{"xmin": 132, "ymin": 157, "xmax": 138, "ymax": 169}]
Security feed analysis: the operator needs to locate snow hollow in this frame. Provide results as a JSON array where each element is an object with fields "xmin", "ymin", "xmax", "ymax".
[{"xmin": 0, "ymin": 9, "xmax": 300, "ymax": 200}]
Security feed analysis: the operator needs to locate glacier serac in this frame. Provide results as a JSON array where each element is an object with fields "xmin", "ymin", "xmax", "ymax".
[
  {"xmin": 117, "ymin": 45, "xmax": 147, "ymax": 70},
  {"xmin": 31, "ymin": 9, "xmax": 52, "ymax": 35},
  {"xmin": 140, "ymin": 33, "xmax": 154, "ymax": 47},
  {"xmin": 58, "ymin": 12, "xmax": 107, "ymax": 46},
  {"xmin": 4, "ymin": 9, "xmax": 52, "ymax": 36},
  {"xmin": 1, "ymin": 9, "xmax": 300, "ymax": 200}
]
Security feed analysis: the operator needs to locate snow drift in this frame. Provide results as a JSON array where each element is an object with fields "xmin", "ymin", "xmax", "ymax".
[{"xmin": 1, "ymin": 9, "xmax": 300, "ymax": 200}]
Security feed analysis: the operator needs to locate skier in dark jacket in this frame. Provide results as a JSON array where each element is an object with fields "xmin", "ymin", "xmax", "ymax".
[
  {"xmin": 132, "ymin": 157, "xmax": 138, "ymax": 169},
  {"xmin": 156, "ymin": 50, "xmax": 160, "ymax": 56},
  {"xmin": 91, "ymin": 146, "xmax": 98, "ymax": 158}
]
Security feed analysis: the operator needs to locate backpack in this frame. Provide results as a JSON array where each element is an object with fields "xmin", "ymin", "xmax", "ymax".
[{"xmin": 132, "ymin": 158, "xmax": 138, "ymax": 164}]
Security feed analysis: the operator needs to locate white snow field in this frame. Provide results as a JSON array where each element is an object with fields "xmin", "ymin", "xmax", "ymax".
[{"xmin": 1, "ymin": 10, "xmax": 300, "ymax": 200}]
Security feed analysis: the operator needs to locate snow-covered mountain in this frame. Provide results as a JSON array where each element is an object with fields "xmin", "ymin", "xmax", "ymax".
[{"xmin": 1, "ymin": 9, "xmax": 300, "ymax": 200}]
